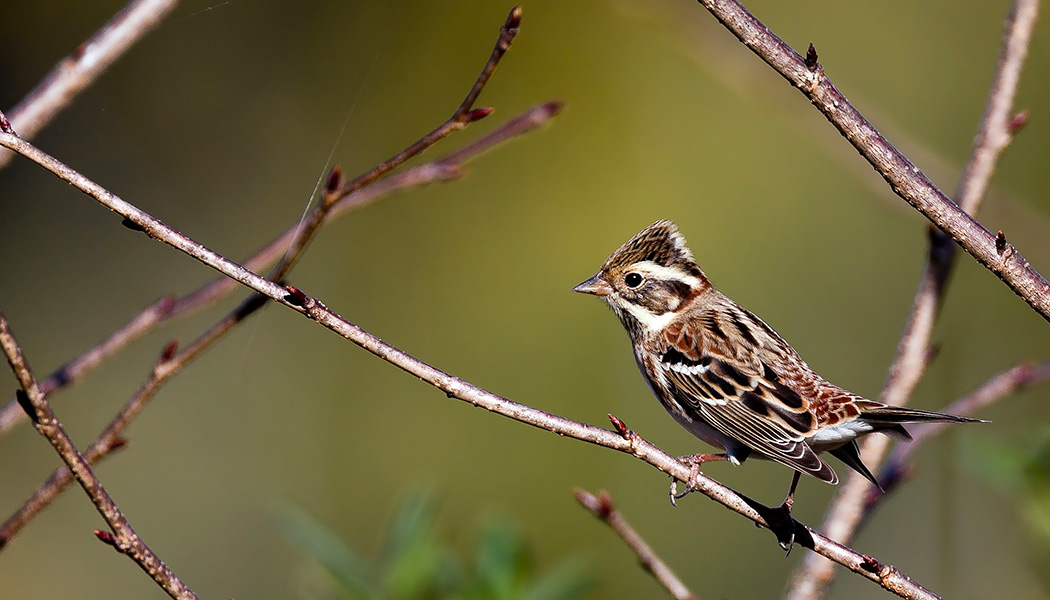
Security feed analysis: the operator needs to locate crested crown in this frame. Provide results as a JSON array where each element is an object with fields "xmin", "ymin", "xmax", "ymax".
[{"xmin": 602, "ymin": 220, "xmax": 698, "ymax": 273}]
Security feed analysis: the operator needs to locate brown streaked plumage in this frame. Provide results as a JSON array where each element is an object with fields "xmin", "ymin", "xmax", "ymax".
[{"xmin": 574, "ymin": 220, "xmax": 982, "ymax": 544}]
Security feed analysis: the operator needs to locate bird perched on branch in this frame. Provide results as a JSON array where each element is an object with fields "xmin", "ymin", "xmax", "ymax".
[{"xmin": 573, "ymin": 220, "xmax": 982, "ymax": 549}]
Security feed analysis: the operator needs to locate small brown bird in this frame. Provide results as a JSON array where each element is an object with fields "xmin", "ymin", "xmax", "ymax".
[{"xmin": 574, "ymin": 220, "xmax": 981, "ymax": 546}]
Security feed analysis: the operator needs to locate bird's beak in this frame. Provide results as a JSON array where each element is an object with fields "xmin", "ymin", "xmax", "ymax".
[{"xmin": 573, "ymin": 274, "xmax": 612, "ymax": 297}]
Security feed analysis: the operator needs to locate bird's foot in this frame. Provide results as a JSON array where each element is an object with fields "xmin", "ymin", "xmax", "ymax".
[
  {"xmin": 759, "ymin": 500, "xmax": 798, "ymax": 555},
  {"xmin": 668, "ymin": 453, "xmax": 727, "ymax": 507}
]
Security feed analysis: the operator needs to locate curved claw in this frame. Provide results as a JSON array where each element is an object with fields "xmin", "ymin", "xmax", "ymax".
[
  {"xmin": 668, "ymin": 477, "xmax": 694, "ymax": 507},
  {"xmin": 669, "ymin": 458, "xmax": 705, "ymax": 507}
]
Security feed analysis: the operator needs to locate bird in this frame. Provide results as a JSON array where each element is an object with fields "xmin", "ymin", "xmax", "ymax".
[{"xmin": 573, "ymin": 219, "xmax": 982, "ymax": 548}]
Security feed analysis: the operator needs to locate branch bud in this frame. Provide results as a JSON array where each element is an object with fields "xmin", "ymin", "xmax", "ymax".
[{"xmin": 94, "ymin": 530, "xmax": 118, "ymax": 547}]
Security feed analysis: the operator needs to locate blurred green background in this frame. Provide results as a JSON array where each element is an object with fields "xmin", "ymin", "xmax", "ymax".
[{"xmin": 2, "ymin": 0, "xmax": 1050, "ymax": 598}]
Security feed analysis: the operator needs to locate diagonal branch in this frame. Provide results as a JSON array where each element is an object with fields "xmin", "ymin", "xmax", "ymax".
[
  {"xmin": 0, "ymin": 100, "xmax": 560, "ymax": 435},
  {"xmin": 0, "ymin": 293, "xmax": 269, "ymax": 549},
  {"xmin": 0, "ymin": 133, "xmax": 945, "ymax": 599},
  {"xmin": 0, "ymin": 310, "xmax": 199, "ymax": 600},
  {"xmin": 0, "ymin": 0, "xmax": 181, "ymax": 169},
  {"xmin": 575, "ymin": 489, "xmax": 698, "ymax": 600},
  {"xmin": 268, "ymin": 4, "xmax": 523, "ymax": 284},
  {"xmin": 874, "ymin": 361, "xmax": 1050, "ymax": 511},
  {"xmin": 694, "ymin": 0, "xmax": 1050, "ymax": 322},
  {"xmin": 783, "ymin": 1, "xmax": 1038, "ymax": 597}
]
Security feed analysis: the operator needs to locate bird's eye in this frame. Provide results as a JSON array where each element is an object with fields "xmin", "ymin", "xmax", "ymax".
[{"xmin": 624, "ymin": 272, "xmax": 643, "ymax": 288}]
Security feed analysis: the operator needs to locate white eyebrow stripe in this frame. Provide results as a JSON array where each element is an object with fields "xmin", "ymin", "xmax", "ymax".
[{"xmin": 630, "ymin": 262, "xmax": 700, "ymax": 288}]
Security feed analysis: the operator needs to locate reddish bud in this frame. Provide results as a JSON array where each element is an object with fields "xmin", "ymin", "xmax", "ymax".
[
  {"xmin": 160, "ymin": 340, "xmax": 179, "ymax": 362},
  {"xmin": 157, "ymin": 294, "xmax": 177, "ymax": 316},
  {"xmin": 608, "ymin": 413, "xmax": 629, "ymax": 437},
  {"xmin": 1008, "ymin": 110, "xmax": 1029, "ymax": 135},
  {"xmin": 859, "ymin": 555, "xmax": 881, "ymax": 574},
  {"xmin": 0, "ymin": 110, "xmax": 14, "ymax": 135},
  {"xmin": 94, "ymin": 530, "xmax": 118, "ymax": 547},
  {"xmin": 805, "ymin": 43, "xmax": 819, "ymax": 71},
  {"xmin": 284, "ymin": 286, "xmax": 308, "ymax": 307},
  {"xmin": 108, "ymin": 436, "xmax": 130, "ymax": 452},
  {"xmin": 996, "ymin": 230, "xmax": 1007, "ymax": 256},
  {"xmin": 595, "ymin": 491, "xmax": 614, "ymax": 518},
  {"xmin": 325, "ymin": 165, "xmax": 344, "ymax": 194},
  {"xmin": 542, "ymin": 100, "xmax": 564, "ymax": 117},
  {"xmin": 464, "ymin": 107, "xmax": 494, "ymax": 122},
  {"xmin": 505, "ymin": 5, "xmax": 522, "ymax": 30}
]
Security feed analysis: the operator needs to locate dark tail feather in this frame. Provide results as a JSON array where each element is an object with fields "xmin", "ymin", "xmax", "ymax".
[
  {"xmin": 829, "ymin": 441, "xmax": 882, "ymax": 491},
  {"xmin": 860, "ymin": 405, "xmax": 987, "ymax": 424}
]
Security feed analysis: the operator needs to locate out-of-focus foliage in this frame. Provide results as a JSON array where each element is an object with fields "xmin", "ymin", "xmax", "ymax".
[
  {"xmin": 279, "ymin": 492, "xmax": 594, "ymax": 600},
  {"xmin": 966, "ymin": 432, "xmax": 1050, "ymax": 593}
]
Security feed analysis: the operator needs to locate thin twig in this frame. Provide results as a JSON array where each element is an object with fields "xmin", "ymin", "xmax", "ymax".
[
  {"xmin": 782, "ymin": 1, "xmax": 1039, "ymax": 597},
  {"xmin": 575, "ymin": 489, "xmax": 698, "ymax": 600},
  {"xmin": 0, "ymin": 0, "xmax": 180, "ymax": 169},
  {"xmin": 0, "ymin": 101, "xmax": 561, "ymax": 435},
  {"xmin": 0, "ymin": 135, "xmax": 944, "ymax": 599},
  {"xmin": 874, "ymin": 361, "xmax": 1050, "ymax": 508},
  {"xmin": 694, "ymin": 0, "xmax": 1050, "ymax": 322},
  {"xmin": 0, "ymin": 7, "xmax": 555, "ymax": 555},
  {"xmin": 267, "ymin": 4, "xmax": 523, "ymax": 284},
  {"xmin": 0, "ymin": 310, "xmax": 199, "ymax": 600},
  {"xmin": 0, "ymin": 294, "xmax": 269, "ymax": 549}
]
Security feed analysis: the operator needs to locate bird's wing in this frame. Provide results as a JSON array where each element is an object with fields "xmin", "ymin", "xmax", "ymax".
[{"xmin": 657, "ymin": 314, "xmax": 839, "ymax": 484}]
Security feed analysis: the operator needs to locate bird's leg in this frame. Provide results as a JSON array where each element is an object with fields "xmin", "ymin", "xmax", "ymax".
[
  {"xmin": 764, "ymin": 471, "xmax": 802, "ymax": 553},
  {"xmin": 669, "ymin": 453, "xmax": 728, "ymax": 506}
]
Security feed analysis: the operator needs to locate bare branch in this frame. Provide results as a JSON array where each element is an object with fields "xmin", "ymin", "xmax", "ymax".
[
  {"xmin": 694, "ymin": 0, "xmax": 1050, "ymax": 321},
  {"xmin": 0, "ymin": 294, "xmax": 269, "ymax": 548},
  {"xmin": 783, "ymin": 1, "xmax": 1039, "ymax": 597},
  {"xmin": 875, "ymin": 361, "xmax": 1050, "ymax": 504},
  {"xmin": 0, "ymin": 101, "xmax": 561, "ymax": 435},
  {"xmin": 268, "ymin": 4, "xmax": 524, "ymax": 284},
  {"xmin": 0, "ymin": 310, "xmax": 198, "ymax": 600},
  {"xmin": 0, "ymin": 7, "xmax": 558, "ymax": 547},
  {"xmin": 0, "ymin": 132, "xmax": 946, "ymax": 599},
  {"xmin": 575, "ymin": 489, "xmax": 697, "ymax": 600},
  {"xmin": 0, "ymin": 0, "xmax": 180, "ymax": 169}
]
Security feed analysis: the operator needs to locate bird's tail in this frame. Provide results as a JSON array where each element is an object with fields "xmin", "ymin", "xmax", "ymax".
[
  {"xmin": 860, "ymin": 405, "xmax": 986, "ymax": 424},
  {"xmin": 859, "ymin": 405, "xmax": 985, "ymax": 441}
]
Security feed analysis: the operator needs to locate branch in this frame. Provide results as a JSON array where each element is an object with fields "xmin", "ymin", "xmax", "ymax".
[
  {"xmin": 0, "ymin": 133, "xmax": 945, "ymax": 599},
  {"xmin": 0, "ymin": 100, "xmax": 559, "ymax": 435},
  {"xmin": 0, "ymin": 310, "xmax": 198, "ymax": 600},
  {"xmin": 0, "ymin": 6, "xmax": 560, "ymax": 541},
  {"xmin": 782, "ymin": 1, "xmax": 1038, "ymax": 597},
  {"xmin": 0, "ymin": 293, "xmax": 269, "ymax": 549},
  {"xmin": 695, "ymin": 0, "xmax": 1050, "ymax": 322},
  {"xmin": 875, "ymin": 361, "xmax": 1050, "ymax": 507},
  {"xmin": 0, "ymin": 0, "xmax": 180, "ymax": 169},
  {"xmin": 575, "ymin": 489, "xmax": 697, "ymax": 600},
  {"xmin": 267, "ymin": 4, "xmax": 522, "ymax": 284}
]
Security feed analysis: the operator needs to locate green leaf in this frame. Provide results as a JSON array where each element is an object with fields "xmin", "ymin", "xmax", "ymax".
[
  {"xmin": 379, "ymin": 492, "xmax": 444, "ymax": 598},
  {"xmin": 381, "ymin": 490, "xmax": 435, "ymax": 565},
  {"xmin": 474, "ymin": 519, "xmax": 528, "ymax": 598},
  {"xmin": 276, "ymin": 505, "xmax": 376, "ymax": 600}
]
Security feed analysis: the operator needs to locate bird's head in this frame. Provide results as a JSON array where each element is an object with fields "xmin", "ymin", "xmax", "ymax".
[{"xmin": 574, "ymin": 220, "xmax": 710, "ymax": 335}]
